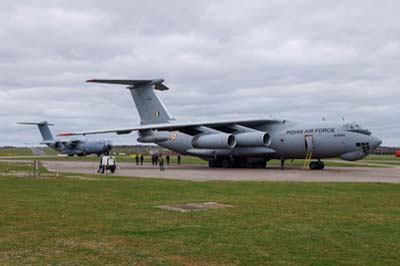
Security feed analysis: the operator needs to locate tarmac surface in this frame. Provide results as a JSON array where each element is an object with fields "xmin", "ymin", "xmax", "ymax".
[{"xmin": 36, "ymin": 160, "xmax": 400, "ymax": 183}]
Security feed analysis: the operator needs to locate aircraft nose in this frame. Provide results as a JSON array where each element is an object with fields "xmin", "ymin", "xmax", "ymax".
[{"xmin": 370, "ymin": 135, "xmax": 382, "ymax": 148}]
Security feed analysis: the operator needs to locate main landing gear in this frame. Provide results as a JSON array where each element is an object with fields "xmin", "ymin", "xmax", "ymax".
[
  {"xmin": 309, "ymin": 160, "xmax": 325, "ymax": 170},
  {"xmin": 208, "ymin": 159, "xmax": 267, "ymax": 169}
]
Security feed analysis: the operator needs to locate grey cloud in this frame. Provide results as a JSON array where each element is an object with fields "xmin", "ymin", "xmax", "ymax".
[{"xmin": 0, "ymin": 0, "xmax": 399, "ymax": 146}]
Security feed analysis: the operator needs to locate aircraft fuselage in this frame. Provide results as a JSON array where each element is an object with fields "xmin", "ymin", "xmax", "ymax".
[
  {"xmin": 154, "ymin": 121, "xmax": 381, "ymax": 164},
  {"xmin": 47, "ymin": 140, "xmax": 112, "ymax": 156}
]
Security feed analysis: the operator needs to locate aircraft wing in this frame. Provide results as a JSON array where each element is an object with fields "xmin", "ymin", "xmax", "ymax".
[{"xmin": 58, "ymin": 118, "xmax": 282, "ymax": 136}]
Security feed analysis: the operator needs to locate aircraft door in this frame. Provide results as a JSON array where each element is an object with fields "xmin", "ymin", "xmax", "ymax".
[{"xmin": 304, "ymin": 134, "xmax": 315, "ymax": 153}]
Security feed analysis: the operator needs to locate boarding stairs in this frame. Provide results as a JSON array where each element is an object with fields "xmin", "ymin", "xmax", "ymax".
[
  {"xmin": 303, "ymin": 152, "xmax": 313, "ymax": 170},
  {"xmin": 303, "ymin": 135, "xmax": 315, "ymax": 170}
]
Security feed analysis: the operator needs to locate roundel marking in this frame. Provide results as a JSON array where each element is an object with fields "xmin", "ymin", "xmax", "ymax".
[{"xmin": 170, "ymin": 132, "xmax": 177, "ymax": 140}]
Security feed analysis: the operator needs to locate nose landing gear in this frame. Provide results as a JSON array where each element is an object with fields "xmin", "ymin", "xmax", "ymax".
[{"xmin": 310, "ymin": 160, "xmax": 325, "ymax": 170}]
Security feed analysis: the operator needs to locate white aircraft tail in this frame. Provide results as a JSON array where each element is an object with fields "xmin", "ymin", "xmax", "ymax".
[{"xmin": 87, "ymin": 79, "xmax": 174, "ymax": 125}]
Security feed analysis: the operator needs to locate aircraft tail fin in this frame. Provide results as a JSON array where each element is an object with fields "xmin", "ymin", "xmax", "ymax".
[
  {"xmin": 18, "ymin": 121, "xmax": 54, "ymax": 141},
  {"xmin": 87, "ymin": 79, "xmax": 174, "ymax": 125}
]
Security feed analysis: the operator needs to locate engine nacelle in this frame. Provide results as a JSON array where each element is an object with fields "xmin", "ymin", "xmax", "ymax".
[
  {"xmin": 192, "ymin": 134, "xmax": 236, "ymax": 149},
  {"xmin": 235, "ymin": 132, "xmax": 270, "ymax": 147}
]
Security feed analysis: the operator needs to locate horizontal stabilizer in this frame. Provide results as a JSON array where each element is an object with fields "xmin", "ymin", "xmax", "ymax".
[
  {"xmin": 86, "ymin": 79, "xmax": 169, "ymax": 91},
  {"xmin": 18, "ymin": 121, "xmax": 54, "ymax": 126}
]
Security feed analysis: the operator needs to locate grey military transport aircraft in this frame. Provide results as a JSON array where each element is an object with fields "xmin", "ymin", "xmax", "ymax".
[
  {"xmin": 59, "ymin": 79, "xmax": 382, "ymax": 169},
  {"xmin": 18, "ymin": 121, "xmax": 112, "ymax": 156}
]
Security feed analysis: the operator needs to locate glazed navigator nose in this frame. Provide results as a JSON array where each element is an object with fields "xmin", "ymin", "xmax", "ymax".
[{"xmin": 370, "ymin": 135, "xmax": 382, "ymax": 148}]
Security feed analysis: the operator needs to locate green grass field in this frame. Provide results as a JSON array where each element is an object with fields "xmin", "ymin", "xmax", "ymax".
[
  {"xmin": 0, "ymin": 148, "xmax": 33, "ymax": 157},
  {"xmin": 0, "ymin": 162, "xmax": 49, "ymax": 174},
  {"xmin": 0, "ymin": 172, "xmax": 399, "ymax": 265},
  {"xmin": 362, "ymin": 155, "xmax": 400, "ymax": 161},
  {"xmin": 360, "ymin": 155, "xmax": 400, "ymax": 166},
  {"xmin": 0, "ymin": 162, "xmax": 34, "ymax": 172}
]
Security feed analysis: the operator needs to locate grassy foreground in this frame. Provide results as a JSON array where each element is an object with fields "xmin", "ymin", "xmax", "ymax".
[
  {"xmin": 0, "ymin": 148, "xmax": 32, "ymax": 157},
  {"xmin": 0, "ymin": 174, "xmax": 399, "ymax": 265}
]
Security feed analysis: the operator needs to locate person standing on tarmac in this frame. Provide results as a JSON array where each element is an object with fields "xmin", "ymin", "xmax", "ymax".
[
  {"xmin": 159, "ymin": 155, "xmax": 165, "ymax": 171},
  {"xmin": 135, "ymin": 154, "xmax": 139, "ymax": 165},
  {"xmin": 177, "ymin": 154, "xmax": 181, "ymax": 165},
  {"xmin": 154, "ymin": 153, "xmax": 159, "ymax": 165},
  {"xmin": 166, "ymin": 154, "xmax": 170, "ymax": 165},
  {"xmin": 98, "ymin": 154, "xmax": 104, "ymax": 173},
  {"xmin": 140, "ymin": 154, "xmax": 144, "ymax": 165},
  {"xmin": 98, "ymin": 152, "xmax": 109, "ymax": 174}
]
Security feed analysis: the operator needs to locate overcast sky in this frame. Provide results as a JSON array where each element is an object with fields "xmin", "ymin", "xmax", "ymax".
[{"xmin": 1, "ymin": 0, "xmax": 399, "ymax": 146}]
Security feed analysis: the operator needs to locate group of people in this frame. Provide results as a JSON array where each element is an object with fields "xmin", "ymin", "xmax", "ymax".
[
  {"xmin": 134, "ymin": 154, "xmax": 145, "ymax": 165},
  {"xmin": 97, "ymin": 152, "xmax": 182, "ymax": 174},
  {"xmin": 133, "ymin": 153, "xmax": 181, "ymax": 171},
  {"xmin": 97, "ymin": 153, "xmax": 116, "ymax": 174},
  {"xmin": 151, "ymin": 153, "xmax": 170, "ymax": 166}
]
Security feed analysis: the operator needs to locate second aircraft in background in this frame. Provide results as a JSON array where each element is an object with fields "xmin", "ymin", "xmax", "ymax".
[{"xmin": 19, "ymin": 121, "xmax": 112, "ymax": 156}]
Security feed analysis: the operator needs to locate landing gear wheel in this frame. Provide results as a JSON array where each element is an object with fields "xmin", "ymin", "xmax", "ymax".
[
  {"xmin": 310, "ymin": 161, "xmax": 318, "ymax": 170},
  {"xmin": 221, "ymin": 159, "xmax": 231, "ymax": 168},
  {"xmin": 258, "ymin": 160, "xmax": 267, "ymax": 169},
  {"xmin": 251, "ymin": 162, "xmax": 265, "ymax": 168},
  {"xmin": 110, "ymin": 166, "xmax": 116, "ymax": 173},
  {"xmin": 208, "ymin": 160, "xmax": 218, "ymax": 168},
  {"xmin": 310, "ymin": 161, "xmax": 325, "ymax": 170},
  {"xmin": 233, "ymin": 159, "xmax": 247, "ymax": 168}
]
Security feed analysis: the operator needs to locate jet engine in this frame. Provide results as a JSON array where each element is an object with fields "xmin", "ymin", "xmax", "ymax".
[
  {"xmin": 192, "ymin": 134, "xmax": 236, "ymax": 149},
  {"xmin": 234, "ymin": 132, "xmax": 270, "ymax": 147}
]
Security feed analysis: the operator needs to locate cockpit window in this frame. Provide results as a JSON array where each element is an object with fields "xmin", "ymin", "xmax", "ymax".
[{"xmin": 343, "ymin": 123, "xmax": 371, "ymax": 135}]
